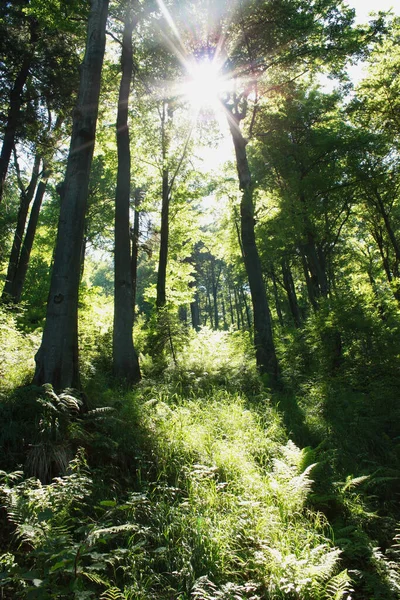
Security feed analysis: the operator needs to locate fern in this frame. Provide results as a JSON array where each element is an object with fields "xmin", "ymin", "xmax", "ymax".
[
  {"xmin": 325, "ymin": 569, "xmax": 354, "ymax": 599},
  {"xmin": 100, "ymin": 587, "xmax": 127, "ymax": 600},
  {"xmin": 87, "ymin": 523, "xmax": 138, "ymax": 545}
]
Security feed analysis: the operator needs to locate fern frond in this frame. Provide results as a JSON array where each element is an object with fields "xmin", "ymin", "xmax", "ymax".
[
  {"xmin": 340, "ymin": 475, "xmax": 370, "ymax": 492},
  {"xmin": 325, "ymin": 569, "xmax": 353, "ymax": 599},
  {"xmin": 87, "ymin": 524, "xmax": 138, "ymax": 545},
  {"xmin": 58, "ymin": 392, "xmax": 82, "ymax": 413},
  {"xmin": 100, "ymin": 588, "xmax": 126, "ymax": 600},
  {"xmin": 84, "ymin": 407, "xmax": 115, "ymax": 418},
  {"xmin": 82, "ymin": 571, "xmax": 110, "ymax": 587}
]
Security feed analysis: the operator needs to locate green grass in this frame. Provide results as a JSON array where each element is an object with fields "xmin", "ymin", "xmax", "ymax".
[{"xmin": 0, "ymin": 319, "xmax": 399, "ymax": 598}]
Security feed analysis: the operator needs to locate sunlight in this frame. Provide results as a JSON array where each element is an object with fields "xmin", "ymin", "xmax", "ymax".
[{"xmin": 184, "ymin": 59, "xmax": 227, "ymax": 111}]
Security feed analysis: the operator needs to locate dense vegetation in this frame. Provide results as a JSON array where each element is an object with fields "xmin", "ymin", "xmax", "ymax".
[{"xmin": 1, "ymin": 0, "xmax": 400, "ymax": 598}]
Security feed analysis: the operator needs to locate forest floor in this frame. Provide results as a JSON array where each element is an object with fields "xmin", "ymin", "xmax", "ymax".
[{"xmin": 1, "ymin": 324, "xmax": 400, "ymax": 599}]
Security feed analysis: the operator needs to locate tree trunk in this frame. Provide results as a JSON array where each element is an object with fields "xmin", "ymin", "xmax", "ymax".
[
  {"xmin": 211, "ymin": 257, "xmax": 219, "ymax": 330},
  {"xmin": 228, "ymin": 286, "xmax": 235, "ymax": 327},
  {"xmin": 11, "ymin": 173, "xmax": 48, "ymax": 303},
  {"xmin": 227, "ymin": 112, "xmax": 278, "ymax": 381},
  {"xmin": 271, "ymin": 268, "xmax": 284, "ymax": 327},
  {"xmin": 131, "ymin": 188, "xmax": 140, "ymax": 320},
  {"xmin": 234, "ymin": 286, "xmax": 242, "ymax": 329},
  {"xmin": 2, "ymin": 153, "xmax": 41, "ymax": 300},
  {"xmin": 33, "ymin": 0, "xmax": 109, "ymax": 390},
  {"xmin": 221, "ymin": 295, "xmax": 228, "ymax": 330},
  {"xmin": 282, "ymin": 258, "xmax": 301, "ymax": 328},
  {"xmin": 156, "ymin": 165, "xmax": 169, "ymax": 309},
  {"xmin": 190, "ymin": 295, "xmax": 200, "ymax": 330},
  {"xmin": 113, "ymin": 8, "xmax": 140, "ymax": 384},
  {"xmin": 156, "ymin": 96, "xmax": 171, "ymax": 311},
  {"xmin": 0, "ymin": 19, "xmax": 38, "ymax": 203}
]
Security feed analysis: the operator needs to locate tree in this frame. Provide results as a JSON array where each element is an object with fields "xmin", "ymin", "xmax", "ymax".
[
  {"xmin": 113, "ymin": 2, "xmax": 141, "ymax": 384},
  {"xmin": 34, "ymin": 0, "xmax": 109, "ymax": 390}
]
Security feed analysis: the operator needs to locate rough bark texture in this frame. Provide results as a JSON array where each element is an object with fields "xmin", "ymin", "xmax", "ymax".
[
  {"xmin": 0, "ymin": 18, "xmax": 37, "ymax": 203},
  {"xmin": 227, "ymin": 111, "xmax": 279, "ymax": 381},
  {"xmin": 33, "ymin": 0, "xmax": 109, "ymax": 390},
  {"xmin": 2, "ymin": 153, "xmax": 41, "ymax": 300},
  {"xmin": 113, "ymin": 10, "xmax": 141, "ymax": 384}
]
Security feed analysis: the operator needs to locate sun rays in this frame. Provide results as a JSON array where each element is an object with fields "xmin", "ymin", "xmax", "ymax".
[{"xmin": 154, "ymin": 0, "xmax": 235, "ymax": 116}]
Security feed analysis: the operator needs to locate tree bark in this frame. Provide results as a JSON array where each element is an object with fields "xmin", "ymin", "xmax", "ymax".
[
  {"xmin": 227, "ymin": 110, "xmax": 278, "ymax": 381},
  {"xmin": 113, "ymin": 8, "xmax": 140, "ymax": 384},
  {"xmin": 33, "ymin": 0, "xmax": 109, "ymax": 390},
  {"xmin": 2, "ymin": 153, "xmax": 41, "ymax": 300}
]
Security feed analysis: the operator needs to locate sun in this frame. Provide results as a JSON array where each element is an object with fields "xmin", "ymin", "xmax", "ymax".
[{"xmin": 183, "ymin": 58, "xmax": 228, "ymax": 112}]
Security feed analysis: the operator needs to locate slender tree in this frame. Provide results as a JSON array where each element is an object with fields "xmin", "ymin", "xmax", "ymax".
[
  {"xmin": 0, "ymin": 15, "xmax": 38, "ymax": 203},
  {"xmin": 113, "ymin": 4, "xmax": 141, "ymax": 384}
]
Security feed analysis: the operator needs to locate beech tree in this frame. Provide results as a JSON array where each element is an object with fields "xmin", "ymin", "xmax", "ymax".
[
  {"xmin": 113, "ymin": 2, "xmax": 141, "ymax": 383},
  {"xmin": 34, "ymin": 0, "xmax": 109, "ymax": 389}
]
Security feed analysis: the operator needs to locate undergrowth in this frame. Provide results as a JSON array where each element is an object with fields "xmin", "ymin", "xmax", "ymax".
[{"xmin": 0, "ymin": 319, "xmax": 399, "ymax": 598}]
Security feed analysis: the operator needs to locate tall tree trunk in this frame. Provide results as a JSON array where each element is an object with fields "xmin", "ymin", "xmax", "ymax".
[
  {"xmin": 206, "ymin": 288, "xmax": 214, "ymax": 328},
  {"xmin": 270, "ymin": 268, "xmax": 284, "ymax": 327},
  {"xmin": 234, "ymin": 286, "xmax": 242, "ymax": 329},
  {"xmin": 2, "ymin": 153, "xmax": 41, "ymax": 300},
  {"xmin": 304, "ymin": 235, "xmax": 328, "ymax": 299},
  {"xmin": 300, "ymin": 247, "xmax": 318, "ymax": 310},
  {"xmin": 131, "ymin": 188, "xmax": 140, "ymax": 321},
  {"xmin": 241, "ymin": 285, "xmax": 252, "ymax": 331},
  {"xmin": 211, "ymin": 257, "xmax": 219, "ymax": 330},
  {"xmin": 113, "ymin": 8, "xmax": 140, "ymax": 384},
  {"xmin": 221, "ymin": 295, "xmax": 228, "ymax": 330},
  {"xmin": 227, "ymin": 111, "xmax": 278, "ymax": 381},
  {"xmin": 282, "ymin": 258, "xmax": 301, "ymax": 328},
  {"xmin": 0, "ymin": 18, "xmax": 38, "ymax": 203},
  {"xmin": 156, "ymin": 164, "xmax": 169, "ymax": 309},
  {"xmin": 33, "ymin": 0, "xmax": 109, "ymax": 390},
  {"xmin": 11, "ymin": 172, "xmax": 48, "ymax": 303},
  {"xmin": 228, "ymin": 285, "xmax": 235, "ymax": 327},
  {"xmin": 190, "ymin": 295, "xmax": 200, "ymax": 330}
]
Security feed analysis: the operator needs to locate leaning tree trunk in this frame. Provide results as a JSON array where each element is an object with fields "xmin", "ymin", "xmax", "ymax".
[
  {"xmin": 33, "ymin": 0, "xmax": 109, "ymax": 390},
  {"xmin": 227, "ymin": 111, "xmax": 278, "ymax": 382},
  {"xmin": 0, "ymin": 18, "xmax": 38, "ymax": 203},
  {"xmin": 2, "ymin": 153, "xmax": 41, "ymax": 301},
  {"xmin": 11, "ymin": 170, "xmax": 49, "ymax": 303},
  {"xmin": 113, "ymin": 7, "xmax": 140, "ymax": 384}
]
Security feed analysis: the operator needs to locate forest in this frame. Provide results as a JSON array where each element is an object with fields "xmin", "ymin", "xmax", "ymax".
[{"xmin": 1, "ymin": 0, "xmax": 400, "ymax": 598}]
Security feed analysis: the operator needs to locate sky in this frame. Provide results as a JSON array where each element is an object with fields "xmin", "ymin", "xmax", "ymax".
[{"xmin": 346, "ymin": 0, "xmax": 397, "ymax": 24}]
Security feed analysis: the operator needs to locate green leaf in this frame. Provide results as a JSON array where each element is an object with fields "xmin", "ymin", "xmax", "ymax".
[{"xmin": 98, "ymin": 500, "xmax": 117, "ymax": 508}]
